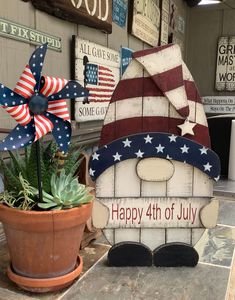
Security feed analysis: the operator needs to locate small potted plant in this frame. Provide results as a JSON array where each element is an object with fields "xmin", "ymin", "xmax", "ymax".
[{"xmin": 0, "ymin": 44, "xmax": 93, "ymax": 292}]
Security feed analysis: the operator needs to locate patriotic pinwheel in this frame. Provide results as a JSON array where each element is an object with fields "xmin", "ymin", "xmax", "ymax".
[{"xmin": 0, "ymin": 43, "xmax": 88, "ymax": 153}]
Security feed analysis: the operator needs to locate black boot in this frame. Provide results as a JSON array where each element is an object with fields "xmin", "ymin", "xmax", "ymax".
[
  {"xmin": 108, "ymin": 242, "xmax": 152, "ymax": 267},
  {"xmin": 153, "ymin": 243, "xmax": 199, "ymax": 267}
]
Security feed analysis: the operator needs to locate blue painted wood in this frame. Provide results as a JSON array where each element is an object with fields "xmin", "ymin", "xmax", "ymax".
[{"xmin": 112, "ymin": 0, "xmax": 128, "ymax": 28}]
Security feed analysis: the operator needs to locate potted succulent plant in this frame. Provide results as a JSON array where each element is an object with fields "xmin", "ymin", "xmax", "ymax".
[{"xmin": 0, "ymin": 44, "xmax": 93, "ymax": 292}]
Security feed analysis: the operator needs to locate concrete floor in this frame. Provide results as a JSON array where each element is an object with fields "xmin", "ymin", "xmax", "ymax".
[{"xmin": 0, "ymin": 181, "xmax": 235, "ymax": 300}]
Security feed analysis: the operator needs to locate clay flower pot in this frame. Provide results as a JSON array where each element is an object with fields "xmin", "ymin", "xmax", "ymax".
[{"xmin": 0, "ymin": 201, "xmax": 93, "ymax": 293}]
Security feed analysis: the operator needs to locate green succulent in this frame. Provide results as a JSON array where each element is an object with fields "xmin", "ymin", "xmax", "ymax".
[{"xmin": 38, "ymin": 169, "xmax": 93, "ymax": 210}]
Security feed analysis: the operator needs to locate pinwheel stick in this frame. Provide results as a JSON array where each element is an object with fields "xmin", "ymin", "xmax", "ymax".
[{"xmin": 35, "ymin": 140, "xmax": 43, "ymax": 202}]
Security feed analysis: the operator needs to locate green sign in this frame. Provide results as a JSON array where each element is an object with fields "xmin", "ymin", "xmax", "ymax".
[{"xmin": 0, "ymin": 18, "xmax": 61, "ymax": 52}]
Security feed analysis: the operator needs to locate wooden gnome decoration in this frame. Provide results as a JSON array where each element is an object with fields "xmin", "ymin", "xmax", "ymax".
[{"xmin": 89, "ymin": 44, "xmax": 220, "ymax": 267}]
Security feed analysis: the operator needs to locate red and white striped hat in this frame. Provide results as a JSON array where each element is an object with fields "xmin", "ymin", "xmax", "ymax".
[{"xmin": 89, "ymin": 44, "xmax": 220, "ymax": 181}]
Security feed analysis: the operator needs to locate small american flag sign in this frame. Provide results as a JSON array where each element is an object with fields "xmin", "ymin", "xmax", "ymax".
[{"xmin": 85, "ymin": 64, "xmax": 115, "ymax": 103}]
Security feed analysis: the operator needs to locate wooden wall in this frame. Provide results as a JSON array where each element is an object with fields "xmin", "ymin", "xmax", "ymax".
[
  {"xmin": 0, "ymin": 0, "xmax": 187, "ymax": 144},
  {"xmin": 185, "ymin": 3, "xmax": 235, "ymax": 97}
]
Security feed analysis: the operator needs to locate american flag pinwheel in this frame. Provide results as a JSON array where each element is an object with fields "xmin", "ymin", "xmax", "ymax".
[{"xmin": 0, "ymin": 43, "xmax": 88, "ymax": 153}]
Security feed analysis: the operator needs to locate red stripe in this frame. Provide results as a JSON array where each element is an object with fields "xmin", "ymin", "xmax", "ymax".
[
  {"xmin": 89, "ymin": 93, "xmax": 112, "ymax": 98},
  {"xmin": 98, "ymin": 72, "xmax": 114, "ymax": 77},
  {"xmin": 99, "ymin": 77, "xmax": 115, "ymax": 82},
  {"xmin": 133, "ymin": 44, "xmax": 172, "ymax": 59},
  {"xmin": 99, "ymin": 117, "xmax": 211, "ymax": 148},
  {"xmin": 151, "ymin": 65, "xmax": 183, "ymax": 93},
  {"xmin": 99, "ymin": 83, "xmax": 115, "ymax": 87},
  {"xmin": 110, "ymin": 77, "xmax": 202, "ymax": 104},
  {"xmin": 111, "ymin": 77, "xmax": 163, "ymax": 102},
  {"xmin": 88, "ymin": 87, "xmax": 114, "ymax": 93},
  {"xmin": 99, "ymin": 66, "xmax": 111, "ymax": 72},
  {"xmin": 184, "ymin": 80, "xmax": 202, "ymax": 104},
  {"xmin": 15, "ymin": 82, "xmax": 33, "ymax": 93}
]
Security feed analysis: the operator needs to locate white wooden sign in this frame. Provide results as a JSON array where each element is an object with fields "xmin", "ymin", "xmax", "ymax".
[
  {"xmin": 216, "ymin": 36, "xmax": 235, "ymax": 91},
  {"xmin": 98, "ymin": 197, "xmax": 209, "ymax": 228},
  {"xmin": 203, "ymin": 96, "xmax": 235, "ymax": 114},
  {"xmin": 160, "ymin": 0, "xmax": 169, "ymax": 45},
  {"xmin": 74, "ymin": 37, "xmax": 120, "ymax": 122},
  {"xmin": 129, "ymin": 0, "xmax": 161, "ymax": 47}
]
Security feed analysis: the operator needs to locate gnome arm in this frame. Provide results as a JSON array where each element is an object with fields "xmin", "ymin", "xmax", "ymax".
[
  {"xmin": 199, "ymin": 199, "xmax": 219, "ymax": 229},
  {"xmin": 92, "ymin": 200, "xmax": 110, "ymax": 229}
]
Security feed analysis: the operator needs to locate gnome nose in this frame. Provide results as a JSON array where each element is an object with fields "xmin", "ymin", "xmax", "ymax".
[
  {"xmin": 29, "ymin": 94, "xmax": 48, "ymax": 115},
  {"xmin": 136, "ymin": 158, "xmax": 174, "ymax": 182}
]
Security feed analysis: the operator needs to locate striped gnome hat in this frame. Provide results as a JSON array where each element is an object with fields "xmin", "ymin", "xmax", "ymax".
[{"xmin": 89, "ymin": 44, "xmax": 220, "ymax": 182}]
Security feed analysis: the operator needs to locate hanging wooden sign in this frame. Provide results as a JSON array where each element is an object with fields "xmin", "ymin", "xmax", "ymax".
[
  {"xmin": 203, "ymin": 96, "xmax": 235, "ymax": 114},
  {"xmin": 216, "ymin": 36, "xmax": 235, "ymax": 91},
  {"xmin": 160, "ymin": 0, "xmax": 169, "ymax": 45},
  {"xmin": 74, "ymin": 37, "xmax": 120, "ymax": 122},
  {"xmin": 128, "ymin": 0, "xmax": 161, "ymax": 47},
  {"xmin": 31, "ymin": 0, "xmax": 112, "ymax": 33}
]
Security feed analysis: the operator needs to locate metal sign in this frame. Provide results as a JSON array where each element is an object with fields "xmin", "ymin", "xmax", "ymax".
[
  {"xmin": 121, "ymin": 47, "xmax": 133, "ymax": 76},
  {"xmin": 216, "ymin": 36, "xmax": 235, "ymax": 91},
  {"xmin": 113, "ymin": 0, "xmax": 128, "ymax": 28},
  {"xmin": 203, "ymin": 96, "xmax": 235, "ymax": 114},
  {"xmin": 31, "ymin": 0, "xmax": 112, "ymax": 34},
  {"xmin": 0, "ymin": 18, "xmax": 61, "ymax": 52},
  {"xmin": 74, "ymin": 37, "xmax": 120, "ymax": 122},
  {"xmin": 128, "ymin": 0, "xmax": 161, "ymax": 47}
]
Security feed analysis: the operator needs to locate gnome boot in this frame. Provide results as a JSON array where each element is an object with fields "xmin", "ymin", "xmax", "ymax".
[
  {"xmin": 108, "ymin": 242, "xmax": 152, "ymax": 267},
  {"xmin": 153, "ymin": 242, "xmax": 199, "ymax": 267}
]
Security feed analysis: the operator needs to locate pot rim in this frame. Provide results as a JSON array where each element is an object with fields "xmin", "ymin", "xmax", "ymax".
[{"xmin": 0, "ymin": 200, "xmax": 93, "ymax": 216}]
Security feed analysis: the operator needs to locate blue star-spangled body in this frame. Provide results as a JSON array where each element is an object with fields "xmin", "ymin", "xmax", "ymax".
[{"xmin": 89, "ymin": 132, "xmax": 221, "ymax": 181}]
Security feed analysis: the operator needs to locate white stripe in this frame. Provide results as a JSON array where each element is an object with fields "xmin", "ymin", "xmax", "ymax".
[
  {"xmin": 135, "ymin": 44, "xmax": 182, "ymax": 76},
  {"xmin": 47, "ymin": 108, "xmax": 68, "ymax": 113},
  {"xmin": 48, "ymin": 101, "xmax": 67, "ymax": 108},
  {"xmin": 104, "ymin": 97, "xmax": 207, "ymax": 127},
  {"xmin": 41, "ymin": 77, "xmax": 52, "ymax": 96},
  {"xmin": 18, "ymin": 79, "xmax": 35, "ymax": 90},
  {"xmin": 47, "ymin": 77, "xmax": 58, "ymax": 97},
  {"xmin": 21, "ymin": 73, "xmax": 36, "ymax": 84},
  {"xmin": 165, "ymin": 86, "xmax": 188, "ymax": 112},
  {"xmin": 15, "ymin": 85, "xmax": 33, "ymax": 97}
]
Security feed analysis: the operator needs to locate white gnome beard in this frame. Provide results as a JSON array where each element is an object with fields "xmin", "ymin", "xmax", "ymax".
[{"xmin": 95, "ymin": 159, "xmax": 215, "ymax": 250}]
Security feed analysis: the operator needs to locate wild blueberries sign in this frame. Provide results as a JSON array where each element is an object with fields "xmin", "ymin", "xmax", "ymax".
[
  {"xmin": 216, "ymin": 36, "xmax": 235, "ymax": 91},
  {"xmin": 0, "ymin": 18, "xmax": 61, "ymax": 51}
]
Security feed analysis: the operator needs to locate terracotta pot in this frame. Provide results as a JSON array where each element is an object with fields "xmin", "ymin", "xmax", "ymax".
[{"xmin": 0, "ymin": 201, "xmax": 93, "ymax": 292}]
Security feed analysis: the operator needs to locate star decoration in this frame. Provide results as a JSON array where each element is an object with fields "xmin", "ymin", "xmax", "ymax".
[
  {"xmin": 113, "ymin": 152, "xmax": 122, "ymax": 161},
  {"xmin": 155, "ymin": 144, "xmax": 165, "ymax": 153},
  {"xmin": 135, "ymin": 149, "xmax": 144, "ymax": 158},
  {"xmin": 177, "ymin": 119, "xmax": 196, "ymax": 136},
  {"xmin": 168, "ymin": 134, "xmax": 177, "ymax": 142},
  {"xmin": 89, "ymin": 168, "xmax": 95, "ymax": 176},
  {"xmin": 203, "ymin": 162, "xmax": 212, "ymax": 171},
  {"xmin": 199, "ymin": 146, "xmax": 208, "ymax": 155},
  {"xmin": 180, "ymin": 144, "xmax": 189, "ymax": 153},
  {"xmin": 92, "ymin": 152, "xmax": 100, "ymax": 160},
  {"xmin": 122, "ymin": 138, "xmax": 132, "ymax": 148},
  {"xmin": 144, "ymin": 134, "xmax": 153, "ymax": 144}
]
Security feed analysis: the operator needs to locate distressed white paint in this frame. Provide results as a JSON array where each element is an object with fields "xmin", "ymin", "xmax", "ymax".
[
  {"xmin": 115, "ymin": 97, "xmax": 143, "ymax": 121},
  {"xmin": 103, "ymin": 102, "xmax": 115, "ymax": 125},
  {"xmin": 141, "ymin": 180, "xmax": 167, "ymax": 197},
  {"xmin": 195, "ymin": 103, "xmax": 208, "ymax": 126},
  {"xmin": 92, "ymin": 200, "xmax": 110, "ymax": 228},
  {"xmin": 115, "ymin": 159, "xmax": 141, "ymax": 197},
  {"xmin": 182, "ymin": 62, "xmax": 194, "ymax": 81},
  {"xmin": 103, "ymin": 229, "xmax": 114, "ymax": 245},
  {"xmin": 200, "ymin": 199, "xmax": 219, "ymax": 228},
  {"xmin": 166, "ymin": 228, "xmax": 191, "ymax": 244},
  {"xmin": 167, "ymin": 161, "xmax": 193, "ymax": 197},
  {"xmin": 115, "ymin": 228, "xmax": 140, "ymax": 243},
  {"xmin": 192, "ymin": 228, "xmax": 205, "ymax": 246},
  {"xmin": 193, "ymin": 167, "xmax": 213, "ymax": 197},
  {"xmin": 140, "ymin": 228, "xmax": 165, "ymax": 250},
  {"xmin": 98, "ymin": 197, "xmax": 208, "ymax": 228},
  {"xmin": 122, "ymin": 59, "xmax": 145, "ymax": 80},
  {"xmin": 137, "ymin": 158, "xmax": 174, "ymax": 182},
  {"xmin": 96, "ymin": 166, "xmax": 115, "ymax": 197},
  {"xmin": 165, "ymin": 86, "xmax": 188, "ymax": 112},
  {"xmin": 143, "ymin": 96, "xmax": 169, "ymax": 117}
]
